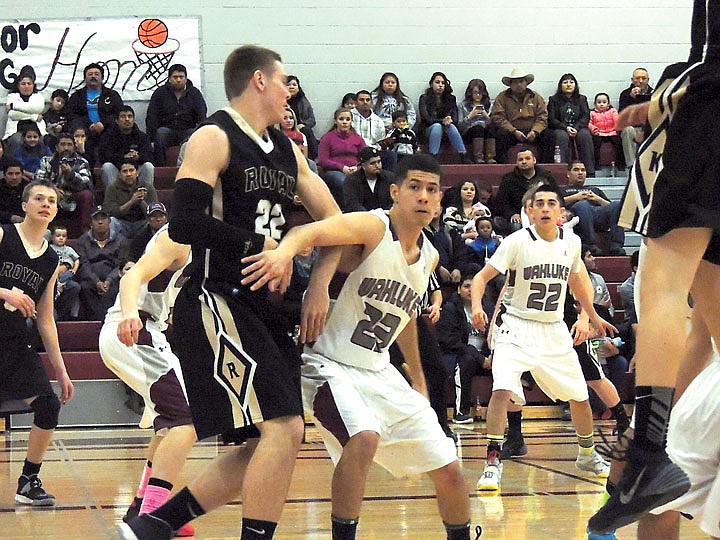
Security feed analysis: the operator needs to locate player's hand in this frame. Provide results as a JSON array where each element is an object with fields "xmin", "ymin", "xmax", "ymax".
[
  {"xmin": 240, "ymin": 249, "xmax": 294, "ymax": 293},
  {"xmin": 571, "ymin": 319, "xmax": 590, "ymax": 345},
  {"xmin": 117, "ymin": 316, "xmax": 143, "ymax": 346},
  {"xmin": 471, "ymin": 307, "xmax": 488, "ymax": 331},
  {"xmin": 449, "ymin": 269, "xmax": 462, "ymax": 283},
  {"xmin": 425, "ymin": 304, "xmax": 441, "ymax": 324},
  {"xmin": 1, "ymin": 287, "xmax": 36, "ymax": 317},
  {"xmin": 590, "ymin": 313, "xmax": 617, "ymax": 339},
  {"xmin": 616, "ymin": 102, "xmax": 650, "ymax": 131},
  {"xmin": 57, "ymin": 371, "xmax": 74, "ymax": 404},
  {"xmin": 299, "ymin": 284, "xmax": 329, "ymax": 344},
  {"xmin": 411, "ymin": 377, "xmax": 429, "ymax": 401}
]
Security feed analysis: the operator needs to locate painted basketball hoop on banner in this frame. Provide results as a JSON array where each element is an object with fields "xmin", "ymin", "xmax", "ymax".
[{"xmin": 132, "ymin": 18, "xmax": 180, "ymax": 90}]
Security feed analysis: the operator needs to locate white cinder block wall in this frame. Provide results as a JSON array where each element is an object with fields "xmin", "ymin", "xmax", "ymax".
[{"xmin": 4, "ymin": 1, "xmax": 695, "ymax": 133}]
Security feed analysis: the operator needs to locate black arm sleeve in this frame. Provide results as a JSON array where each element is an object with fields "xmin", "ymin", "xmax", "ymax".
[{"xmin": 169, "ymin": 177, "xmax": 266, "ymax": 257}]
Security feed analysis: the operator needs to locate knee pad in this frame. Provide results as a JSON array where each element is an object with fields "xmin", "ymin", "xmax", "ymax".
[{"xmin": 30, "ymin": 394, "xmax": 61, "ymax": 430}]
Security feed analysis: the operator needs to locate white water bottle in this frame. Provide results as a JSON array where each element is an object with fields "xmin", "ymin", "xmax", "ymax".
[
  {"xmin": 610, "ymin": 161, "xmax": 617, "ymax": 177},
  {"xmin": 553, "ymin": 145, "xmax": 562, "ymax": 164}
]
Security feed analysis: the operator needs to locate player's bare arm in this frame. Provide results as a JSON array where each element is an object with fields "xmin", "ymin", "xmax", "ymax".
[
  {"xmin": 615, "ymin": 102, "xmax": 651, "ymax": 131},
  {"xmin": 241, "ymin": 212, "xmax": 384, "ymax": 291},
  {"xmin": 117, "ymin": 230, "xmax": 190, "ymax": 346},
  {"xmin": 35, "ymin": 266, "xmax": 73, "ymax": 404},
  {"xmin": 471, "ymin": 264, "xmax": 500, "ymax": 330}
]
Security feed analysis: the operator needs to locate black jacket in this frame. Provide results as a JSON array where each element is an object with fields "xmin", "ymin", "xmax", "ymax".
[
  {"xmin": 342, "ymin": 169, "xmax": 394, "ymax": 212},
  {"xmin": 145, "ymin": 79, "xmax": 207, "ymax": 139},
  {"xmin": 436, "ymin": 292, "xmax": 485, "ymax": 360},
  {"xmin": 66, "ymin": 86, "xmax": 123, "ymax": 130},
  {"xmin": 98, "ymin": 123, "xmax": 154, "ymax": 167},
  {"xmin": 493, "ymin": 166, "xmax": 559, "ymax": 220},
  {"xmin": 547, "ymin": 93, "xmax": 590, "ymax": 131}
]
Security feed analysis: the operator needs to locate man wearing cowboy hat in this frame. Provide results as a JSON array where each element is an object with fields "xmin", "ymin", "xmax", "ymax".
[{"xmin": 491, "ymin": 67, "xmax": 548, "ymax": 163}]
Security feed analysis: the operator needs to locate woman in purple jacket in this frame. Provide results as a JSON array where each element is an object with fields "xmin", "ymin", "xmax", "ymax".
[{"xmin": 317, "ymin": 107, "xmax": 366, "ymax": 204}]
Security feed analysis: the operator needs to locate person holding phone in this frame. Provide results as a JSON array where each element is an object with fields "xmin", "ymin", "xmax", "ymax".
[
  {"xmin": 458, "ymin": 78, "xmax": 496, "ymax": 163},
  {"xmin": 103, "ymin": 159, "xmax": 158, "ymax": 239}
]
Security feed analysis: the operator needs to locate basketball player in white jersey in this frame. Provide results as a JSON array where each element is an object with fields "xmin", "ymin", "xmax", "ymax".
[
  {"xmin": 101, "ymin": 226, "xmax": 197, "ymax": 537},
  {"xmin": 470, "ymin": 184, "xmax": 615, "ymax": 491},
  {"xmin": 241, "ymin": 154, "xmax": 479, "ymax": 540},
  {"xmin": 589, "ymin": 1, "xmax": 720, "ymax": 533}
]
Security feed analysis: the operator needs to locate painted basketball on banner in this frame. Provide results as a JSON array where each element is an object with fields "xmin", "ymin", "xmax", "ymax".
[{"xmin": 138, "ymin": 19, "xmax": 168, "ymax": 48}]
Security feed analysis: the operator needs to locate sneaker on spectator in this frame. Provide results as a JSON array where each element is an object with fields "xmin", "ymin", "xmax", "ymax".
[
  {"xmin": 576, "ymin": 449, "xmax": 611, "ymax": 478},
  {"xmin": 500, "ymin": 432, "xmax": 528, "ymax": 459},
  {"xmin": 119, "ymin": 514, "xmax": 174, "ymax": 540},
  {"xmin": 477, "ymin": 450, "xmax": 503, "ymax": 491},
  {"xmin": 15, "ymin": 475, "xmax": 55, "ymax": 506},
  {"xmin": 453, "ymin": 412, "xmax": 473, "ymax": 424},
  {"xmin": 587, "ymin": 447, "xmax": 690, "ymax": 534}
]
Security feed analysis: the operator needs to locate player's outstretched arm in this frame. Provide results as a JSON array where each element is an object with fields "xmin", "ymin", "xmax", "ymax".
[
  {"xmin": 471, "ymin": 264, "xmax": 500, "ymax": 331},
  {"xmin": 241, "ymin": 212, "xmax": 385, "ymax": 292},
  {"xmin": 615, "ymin": 102, "xmax": 650, "ymax": 131},
  {"xmin": 117, "ymin": 230, "xmax": 190, "ymax": 346},
  {"xmin": 36, "ymin": 267, "xmax": 74, "ymax": 404}
]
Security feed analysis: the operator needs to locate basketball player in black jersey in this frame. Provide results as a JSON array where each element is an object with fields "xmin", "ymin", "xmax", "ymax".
[
  {"xmin": 0, "ymin": 180, "xmax": 74, "ymax": 506},
  {"xmin": 588, "ymin": 0, "xmax": 720, "ymax": 535},
  {"xmin": 120, "ymin": 46, "xmax": 340, "ymax": 540}
]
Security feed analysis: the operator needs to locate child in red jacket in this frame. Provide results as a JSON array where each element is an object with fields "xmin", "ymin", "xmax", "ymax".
[{"xmin": 588, "ymin": 92, "xmax": 625, "ymax": 170}]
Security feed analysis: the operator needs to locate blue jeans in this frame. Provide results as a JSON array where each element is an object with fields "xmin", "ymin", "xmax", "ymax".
[
  {"xmin": 570, "ymin": 200, "xmax": 625, "ymax": 250},
  {"xmin": 320, "ymin": 169, "xmax": 346, "ymax": 206},
  {"xmin": 425, "ymin": 123, "xmax": 466, "ymax": 155}
]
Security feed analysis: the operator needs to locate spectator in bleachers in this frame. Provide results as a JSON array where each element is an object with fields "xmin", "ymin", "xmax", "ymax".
[
  {"xmin": 317, "ymin": 107, "xmax": 366, "ymax": 204},
  {"xmin": 425, "ymin": 205, "xmax": 478, "ymax": 285},
  {"xmin": 14, "ymin": 122, "xmax": 50, "ymax": 181},
  {"xmin": 103, "ymin": 159, "xmax": 158, "ymax": 239},
  {"xmin": 385, "ymin": 110, "xmax": 418, "ymax": 159},
  {"xmin": 442, "ymin": 179, "xmax": 490, "ymax": 241},
  {"xmin": 98, "ymin": 106, "xmax": 154, "ymax": 190},
  {"xmin": 589, "ymin": 92, "xmax": 625, "ymax": 171},
  {"xmin": 72, "ymin": 126, "xmax": 90, "ymax": 164},
  {"xmin": 286, "ymin": 75, "xmax": 319, "ymax": 159},
  {"xmin": 342, "ymin": 146, "xmax": 394, "ymax": 213},
  {"xmin": 127, "ymin": 202, "xmax": 168, "ymax": 262},
  {"xmin": 351, "ymin": 89, "xmax": 397, "ymax": 171},
  {"xmin": 492, "ymin": 147, "xmax": 558, "ymax": 235},
  {"xmin": 34, "ymin": 133, "xmax": 93, "ymax": 227},
  {"xmin": 0, "ymin": 160, "xmax": 27, "ymax": 224},
  {"xmin": 75, "ymin": 205, "xmax": 127, "ymax": 320},
  {"xmin": 341, "ymin": 92, "xmax": 357, "ymax": 109},
  {"xmin": 49, "ymin": 224, "xmax": 81, "ymax": 321},
  {"xmin": 436, "ymin": 274, "xmax": 491, "ymax": 423},
  {"xmin": 458, "ymin": 78, "xmax": 496, "ymax": 164},
  {"xmin": 416, "ymin": 72, "xmax": 470, "ymax": 163},
  {"xmin": 42, "ymin": 89, "xmax": 69, "ymax": 150},
  {"xmin": 66, "ymin": 63, "xmax": 123, "ymax": 167},
  {"xmin": 371, "ymin": 72, "xmax": 417, "ymax": 130},
  {"xmin": 618, "ymin": 249, "xmax": 639, "ymax": 327},
  {"xmin": 279, "ymin": 107, "xmax": 318, "ymax": 173},
  {"xmin": 562, "ymin": 160, "xmax": 625, "ymax": 256},
  {"xmin": 2, "ymin": 65, "xmax": 47, "ymax": 152},
  {"xmin": 547, "ymin": 73, "xmax": 595, "ymax": 176},
  {"xmin": 145, "ymin": 64, "xmax": 207, "ymax": 166},
  {"xmin": 618, "ymin": 67, "xmax": 653, "ymax": 168},
  {"xmin": 491, "ymin": 67, "xmax": 548, "ymax": 164}
]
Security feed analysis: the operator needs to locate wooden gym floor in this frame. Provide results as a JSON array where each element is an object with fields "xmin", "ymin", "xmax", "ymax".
[{"xmin": 0, "ymin": 419, "xmax": 707, "ymax": 539}]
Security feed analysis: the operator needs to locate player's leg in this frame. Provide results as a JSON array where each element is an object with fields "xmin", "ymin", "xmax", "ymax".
[
  {"xmin": 17, "ymin": 396, "xmax": 60, "ymax": 506},
  {"xmin": 330, "ymin": 431, "xmax": 381, "ymax": 540},
  {"xmin": 637, "ymin": 510, "xmax": 681, "ymax": 540},
  {"xmin": 125, "ymin": 434, "xmax": 162, "ymax": 521},
  {"xmin": 569, "ymin": 399, "xmax": 610, "ymax": 478},
  {"xmin": 586, "ymin": 378, "xmax": 630, "ymax": 435},
  {"xmin": 477, "ymin": 388, "xmax": 512, "ymax": 491},
  {"xmin": 427, "ymin": 462, "xmax": 475, "ymax": 540},
  {"xmin": 500, "ymin": 402, "xmax": 528, "ymax": 459}
]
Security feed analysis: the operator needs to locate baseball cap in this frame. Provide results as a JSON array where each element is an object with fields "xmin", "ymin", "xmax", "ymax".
[
  {"xmin": 147, "ymin": 202, "xmax": 167, "ymax": 216},
  {"xmin": 357, "ymin": 146, "xmax": 380, "ymax": 164},
  {"xmin": 90, "ymin": 205, "xmax": 109, "ymax": 218}
]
